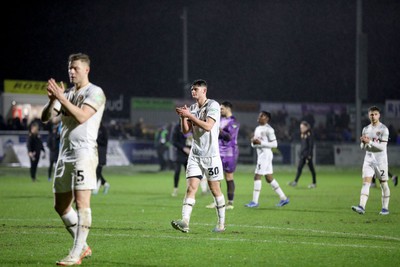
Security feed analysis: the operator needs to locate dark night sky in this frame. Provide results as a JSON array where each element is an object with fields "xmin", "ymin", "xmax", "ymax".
[{"xmin": 2, "ymin": 0, "xmax": 400, "ymax": 104}]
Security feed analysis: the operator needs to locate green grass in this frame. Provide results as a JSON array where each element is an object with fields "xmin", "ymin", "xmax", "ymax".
[{"xmin": 0, "ymin": 164, "xmax": 399, "ymax": 267}]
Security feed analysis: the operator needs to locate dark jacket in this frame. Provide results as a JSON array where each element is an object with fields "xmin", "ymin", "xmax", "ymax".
[
  {"xmin": 299, "ymin": 130, "xmax": 314, "ymax": 159},
  {"xmin": 97, "ymin": 123, "xmax": 108, "ymax": 166},
  {"xmin": 172, "ymin": 122, "xmax": 190, "ymax": 163},
  {"xmin": 27, "ymin": 133, "xmax": 44, "ymax": 156}
]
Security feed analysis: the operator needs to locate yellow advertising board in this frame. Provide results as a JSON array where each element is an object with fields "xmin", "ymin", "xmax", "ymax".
[{"xmin": 4, "ymin": 80, "xmax": 48, "ymax": 95}]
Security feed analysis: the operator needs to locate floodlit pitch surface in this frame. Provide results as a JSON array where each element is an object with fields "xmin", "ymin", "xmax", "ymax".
[{"xmin": 0, "ymin": 165, "xmax": 399, "ymax": 267}]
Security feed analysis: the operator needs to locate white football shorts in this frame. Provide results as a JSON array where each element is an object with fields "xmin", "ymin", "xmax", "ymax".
[
  {"xmin": 362, "ymin": 161, "xmax": 388, "ymax": 181},
  {"xmin": 186, "ymin": 155, "xmax": 224, "ymax": 181},
  {"xmin": 254, "ymin": 151, "xmax": 273, "ymax": 175},
  {"xmin": 53, "ymin": 148, "xmax": 98, "ymax": 193}
]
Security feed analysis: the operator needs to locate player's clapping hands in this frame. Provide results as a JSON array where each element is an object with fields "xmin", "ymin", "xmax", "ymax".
[
  {"xmin": 47, "ymin": 78, "xmax": 65, "ymax": 101},
  {"xmin": 360, "ymin": 135, "xmax": 370, "ymax": 144},
  {"xmin": 176, "ymin": 105, "xmax": 190, "ymax": 118}
]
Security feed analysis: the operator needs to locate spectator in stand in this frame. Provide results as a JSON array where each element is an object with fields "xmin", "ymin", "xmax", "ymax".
[
  {"xmin": 27, "ymin": 122, "xmax": 45, "ymax": 182},
  {"xmin": 337, "ymin": 107, "xmax": 350, "ymax": 131},
  {"xmin": 0, "ymin": 114, "xmax": 6, "ymax": 130},
  {"xmin": 133, "ymin": 117, "xmax": 145, "ymax": 139},
  {"xmin": 154, "ymin": 124, "xmax": 170, "ymax": 171}
]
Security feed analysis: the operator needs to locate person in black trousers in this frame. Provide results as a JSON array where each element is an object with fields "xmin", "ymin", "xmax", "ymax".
[
  {"xmin": 171, "ymin": 121, "xmax": 192, "ymax": 197},
  {"xmin": 288, "ymin": 121, "xmax": 317, "ymax": 188},
  {"xmin": 47, "ymin": 121, "xmax": 60, "ymax": 181},
  {"xmin": 93, "ymin": 122, "xmax": 110, "ymax": 194},
  {"xmin": 27, "ymin": 122, "xmax": 45, "ymax": 182}
]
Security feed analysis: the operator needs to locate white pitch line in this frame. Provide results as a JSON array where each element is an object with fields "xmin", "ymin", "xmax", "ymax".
[
  {"xmin": 11, "ymin": 230, "xmax": 398, "ymax": 250},
  {"xmin": 2, "ymin": 218, "xmax": 400, "ymax": 246}
]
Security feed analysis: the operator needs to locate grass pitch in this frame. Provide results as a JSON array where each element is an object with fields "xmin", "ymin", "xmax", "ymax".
[{"xmin": 0, "ymin": 164, "xmax": 399, "ymax": 267}]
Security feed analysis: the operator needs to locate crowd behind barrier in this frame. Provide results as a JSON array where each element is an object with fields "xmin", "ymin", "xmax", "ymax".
[{"xmin": 1, "ymin": 107, "xmax": 400, "ymax": 167}]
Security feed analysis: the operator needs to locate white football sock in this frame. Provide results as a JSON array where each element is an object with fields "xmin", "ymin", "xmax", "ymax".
[
  {"xmin": 380, "ymin": 182, "xmax": 390, "ymax": 210},
  {"xmin": 214, "ymin": 195, "xmax": 226, "ymax": 226},
  {"xmin": 61, "ymin": 208, "xmax": 78, "ymax": 239},
  {"xmin": 182, "ymin": 198, "xmax": 195, "ymax": 224},
  {"xmin": 252, "ymin": 180, "xmax": 262, "ymax": 203},
  {"xmin": 360, "ymin": 182, "xmax": 370, "ymax": 209},
  {"xmin": 70, "ymin": 208, "xmax": 92, "ymax": 258},
  {"xmin": 270, "ymin": 179, "xmax": 286, "ymax": 200}
]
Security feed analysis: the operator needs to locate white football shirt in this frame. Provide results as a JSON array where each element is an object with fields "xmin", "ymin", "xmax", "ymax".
[
  {"xmin": 189, "ymin": 99, "xmax": 220, "ymax": 157},
  {"xmin": 362, "ymin": 122, "xmax": 389, "ymax": 164},
  {"xmin": 252, "ymin": 123, "xmax": 277, "ymax": 159},
  {"xmin": 59, "ymin": 83, "xmax": 106, "ymax": 161}
]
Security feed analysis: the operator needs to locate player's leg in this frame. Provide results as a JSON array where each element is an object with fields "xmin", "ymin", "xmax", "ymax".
[
  {"xmin": 208, "ymin": 180, "xmax": 226, "ymax": 232},
  {"xmin": 58, "ymin": 150, "xmax": 97, "ymax": 264},
  {"xmin": 30, "ymin": 156, "xmax": 39, "ymax": 181},
  {"xmin": 53, "ymin": 159, "xmax": 88, "ymax": 265},
  {"xmin": 307, "ymin": 159, "xmax": 317, "ymax": 188},
  {"xmin": 199, "ymin": 175, "xmax": 209, "ymax": 195},
  {"xmin": 371, "ymin": 175, "xmax": 377, "ymax": 188},
  {"xmin": 225, "ymin": 172, "xmax": 235, "ymax": 208},
  {"xmin": 265, "ymin": 173, "xmax": 290, "ymax": 206},
  {"xmin": 48, "ymin": 158, "xmax": 53, "ymax": 181},
  {"xmin": 352, "ymin": 163, "xmax": 373, "ymax": 214},
  {"xmin": 172, "ymin": 161, "xmax": 181, "ymax": 196},
  {"xmin": 97, "ymin": 164, "xmax": 110, "ymax": 194},
  {"xmin": 206, "ymin": 156, "xmax": 225, "ymax": 232},
  {"xmin": 290, "ymin": 157, "xmax": 306, "ymax": 186},
  {"xmin": 245, "ymin": 156, "xmax": 269, "ymax": 207},
  {"xmin": 224, "ymin": 155, "xmax": 237, "ymax": 208},
  {"xmin": 377, "ymin": 165, "xmax": 390, "ymax": 215},
  {"xmin": 171, "ymin": 177, "xmax": 200, "ymax": 233},
  {"xmin": 207, "ymin": 157, "xmax": 235, "ymax": 209},
  {"xmin": 171, "ymin": 156, "xmax": 200, "ymax": 233},
  {"xmin": 53, "ymin": 159, "xmax": 79, "ymax": 241},
  {"xmin": 244, "ymin": 173, "xmax": 262, "ymax": 207},
  {"xmin": 388, "ymin": 171, "xmax": 398, "ymax": 186}
]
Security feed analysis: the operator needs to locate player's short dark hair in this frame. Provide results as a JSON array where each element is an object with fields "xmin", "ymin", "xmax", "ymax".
[
  {"xmin": 221, "ymin": 101, "xmax": 233, "ymax": 109},
  {"xmin": 68, "ymin": 53, "xmax": 90, "ymax": 66},
  {"xmin": 260, "ymin": 110, "xmax": 271, "ymax": 120},
  {"xmin": 368, "ymin": 106, "xmax": 380, "ymax": 113},
  {"xmin": 191, "ymin": 79, "xmax": 207, "ymax": 88}
]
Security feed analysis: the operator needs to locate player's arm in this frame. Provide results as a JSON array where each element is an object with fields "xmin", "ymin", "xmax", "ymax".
[
  {"xmin": 219, "ymin": 123, "xmax": 233, "ymax": 141},
  {"xmin": 253, "ymin": 129, "xmax": 278, "ymax": 148},
  {"xmin": 258, "ymin": 139, "xmax": 278, "ymax": 148},
  {"xmin": 41, "ymin": 100, "xmax": 58, "ymax": 123},
  {"xmin": 180, "ymin": 116, "xmax": 192, "ymax": 134},
  {"xmin": 360, "ymin": 135, "xmax": 387, "ymax": 152},
  {"xmin": 47, "ymin": 78, "xmax": 97, "ymax": 124},
  {"xmin": 41, "ymin": 82, "xmax": 61, "ymax": 123},
  {"xmin": 187, "ymin": 115, "xmax": 215, "ymax": 132},
  {"xmin": 61, "ymin": 101, "xmax": 97, "ymax": 124},
  {"xmin": 251, "ymin": 138, "xmax": 278, "ymax": 148},
  {"xmin": 176, "ymin": 105, "xmax": 215, "ymax": 132},
  {"xmin": 365, "ymin": 140, "xmax": 387, "ymax": 152}
]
